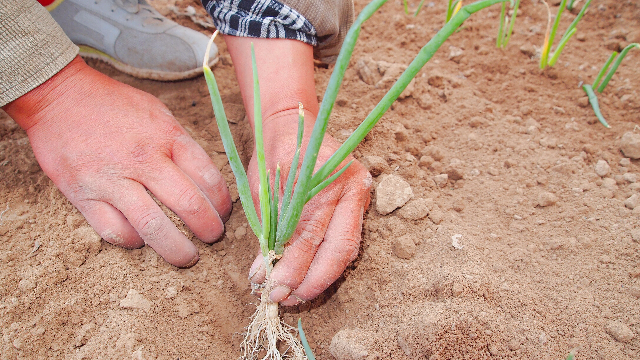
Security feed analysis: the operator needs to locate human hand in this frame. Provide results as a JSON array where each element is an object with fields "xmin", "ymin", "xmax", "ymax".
[
  {"xmin": 3, "ymin": 57, "xmax": 231, "ymax": 267},
  {"xmin": 246, "ymin": 111, "xmax": 372, "ymax": 306}
]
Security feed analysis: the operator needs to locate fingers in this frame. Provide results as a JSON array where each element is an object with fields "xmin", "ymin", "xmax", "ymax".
[
  {"xmin": 280, "ymin": 185, "xmax": 369, "ymax": 306},
  {"xmin": 74, "ymin": 199, "xmax": 144, "ymax": 249},
  {"xmin": 142, "ymin": 158, "xmax": 225, "ymax": 244},
  {"xmin": 263, "ymin": 195, "xmax": 337, "ymax": 303},
  {"xmin": 115, "ymin": 181, "xmax": 200, "ymax": 267},
  {"xmin": 171, "ymin": 134, "xmax": 232, "ymax": 222}
]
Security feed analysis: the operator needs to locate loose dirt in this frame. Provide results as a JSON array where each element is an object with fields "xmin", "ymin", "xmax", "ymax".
[{"xmin": 1, "ymin": 0, "xmax": 639, "ymax": 358}]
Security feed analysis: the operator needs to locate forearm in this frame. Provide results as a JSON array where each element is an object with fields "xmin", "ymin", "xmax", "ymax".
[{"xmin": 223, "ymin": 36, "xmax": 319, "ymax": 128}]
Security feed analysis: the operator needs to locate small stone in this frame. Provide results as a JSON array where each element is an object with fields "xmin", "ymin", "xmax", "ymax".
[
  {"xmin": 452, "ymin": 282, "xmax": 464, "ymax": 297},
  {"xmin": 417, "ymin": 92, "xmax": 433, "ymax": 110},
  {"xmin": 235, "ymin": 226, "xmax": 247, "ymax": 239},
  {"xmin": 605, "ymin": 321, "xmax": 635, "ymax": 343},
  {"xmin": 538, "ymin": 192, "xmax": 558, "ymax": 207},
  {"xmin": 595, "ymin": 160, "xmax": 611, "ymax": 177},
  {"xmin": 393, "ymin": 234, "xmax": 417, "ymax": 260},
  {"xmin": 488, "ymin": 343, "xmax": 500, "ymax": 356},
  {"xmin": 620, "ymin": 158, "xmax": 631, "ymax": 166},
  {"xmin": 419, "ymin": 155, "xmax": 434, "ymax": 169},
  {"xmin": 397, "ymin": 198, "xmax": 431, "ymax": 220},
  {"xmin": 120, "ymin": 289, "xmax": 152, "ymax": 310},
  {"xmin": 621, "ymin": 132, "xmax": 640, "ymax": 159},
  {"xmin": 539, "ymin": 137, "xmax": 557, "ymax": 148},
  {"xmin": 375, "ymin": 175, "xmax": 413, "ymax": 215},
  {"xmin": 623, "ymin": 173, "xmax": 637, "ymax": 183},
  {"xmin": 448, "ymin": 46, "xmax": 464, "ymax": 63},
  {"xmin": 330, "ymin": 329, "xmax": 369, "ymax": 360},
  {"xmin": 446, "ymin": 159, "xmax": 465, "ymax": 181},
  {"xmin": 360, "ymin": 155, "xmax": 388, "ymax": 177},
  {"xmin": 433, "ymin": 174, "xmax": 449, "ymax": 188},
  {"xmin": 624, "ymin": 194, "xmax": 640, "ymax": 209},
  {"xmin": 520, "ymin": 43, "xmax": 536, "ymax": 58},
  {"xmin": 508, "ymin": 339, "xmax": 521, "ymax": 351},
  {"xmin": 602, "ymin": 178, "xmax": 618, "ymax": 190},
  {"xmin": 165, "ymin": 286, "xmax": 178, "ymax": 299},
  {"xmin": 487, "ymin": 167, "xmax": 499, "ymax": 176},
  {"xmin": 577, "ymin": 96, "xmax": 590, "ymax": 108},
  {"xmin": 355, "ymin": 58, "xmax": 380, "ymax": 85}
]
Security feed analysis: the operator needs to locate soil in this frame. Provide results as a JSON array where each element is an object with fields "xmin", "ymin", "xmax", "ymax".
[{"xmin": 2, "ymin": 0, "xmax": 640, "ymax": 359}]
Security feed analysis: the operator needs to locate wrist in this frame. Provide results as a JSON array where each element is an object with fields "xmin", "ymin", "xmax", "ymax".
[{"xmin": 2, "ymin": 56, "xmax": 91, "ymax": 131}]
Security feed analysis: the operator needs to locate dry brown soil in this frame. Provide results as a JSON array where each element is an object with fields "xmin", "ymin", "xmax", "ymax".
[{"xmin": 2, "ymin": 0, "xmax": 640, "ymax": 359}]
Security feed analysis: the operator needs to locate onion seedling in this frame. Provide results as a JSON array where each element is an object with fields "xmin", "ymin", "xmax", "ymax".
[
  {"xmin": 540, "ymin": 0, "xmax": 591, "ymax": 69},
  {"xmin": 203, "ymin": 0, "xmax": 510, "ymax": 358},
  {"xmin": 582, "ymin": 43, "xmax": 639, "ymax": 128},
  {"xmin": 446, "ymin": 0, "xmax": 464, "ymax": 23},
  {"xmin": 496, "ymin": 0, "xmax": 520, "ymax": 48}
]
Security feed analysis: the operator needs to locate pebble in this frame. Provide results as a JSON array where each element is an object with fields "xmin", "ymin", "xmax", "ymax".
[
  {"xmin": 621, "ymin": 132, "xmax": 640, "ymax": 159},
  {"xmin": 355, "ymin": 58, "xmax": 380, "ymax": 86},
  {"xmin": 448, "ymin": 46, "xmax": 464, "ymax": 63},
  {"xmin": 538, "ymin": 192, "xmax": 558, "ymax": 207},
  {"xmin": 397, "ymin": 198, "xmax": 431, "ymax": 220},
  {"xmin": 595, "ymin": 160, "xmax": 611, "ymax": 177},
  {"xmin": 508, "ymin": 339, "xmax": 521, "ymax": 351},
  {"xmin": 330, "ymin": 329, "xmax": 369, "ymax": 360},
  {"xmin": 418, "ymin": 155, "xmax": 434, "ymax": 169},
  {"xmin": 577, "ymin": 96, "xmax": 590, "ymax": 108},
  {"xmin": 601, "ymin": 178, "xmax": 618, "ymax": 190},
  {"xmin": 120, "ymin": 289, "xmax": 152, "ymax": 310},
  {"xmin": 623, "ymin": 173, "xmax": 637, "ymax": 183},
  {"xmin": 446, "ymin": 158, "xmax": 465, "ymax": 180},
  {"xmin": 392, "ymin": 234, "xmax": 417, "ymax": 260},
  {"xmin": 375, "ymin": 175, "xmax": 413, "ymax": 215},
  {"xmin": 433, "ymin": 174, "xmax": 449, "ymax": 188},
  {"xmin": 487, "ymin": 167, "xmax": 499, "ymax": 176},
  {"xmin": 360, "ymin": 155, "xmax": 389, "ymax": 177},
  {"xmin": 605, "ymin": 321, "xmax": 635, "ymax": 343},
  {"xmin": 620, "ymin": 158, "xmax": 632, "ymax": 166},
  {"xmin": 624, "ymin": 194, "xmax": 640, "ymax": 210},
  {"xmin": 234, "ymin": 226, "xmax": 247, "ymax": 239},
  {"xmin": 520, "ymin": 43, "xmax": 536, "ymax": 58}
]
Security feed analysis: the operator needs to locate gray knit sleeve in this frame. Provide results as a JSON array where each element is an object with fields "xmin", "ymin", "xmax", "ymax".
[{"xmin": 0, "ymin": 0, "xmax": 79, "ymax": 107}]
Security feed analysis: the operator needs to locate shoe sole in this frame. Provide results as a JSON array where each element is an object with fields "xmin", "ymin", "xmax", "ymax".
[{"xmin": 78, "ymin": 45, "xmax": 219, "ymax": 81}]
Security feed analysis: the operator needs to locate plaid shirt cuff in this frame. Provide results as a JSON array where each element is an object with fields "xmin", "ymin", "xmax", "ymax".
[{"xmin": 201, "ymin": 0, "xmax": 318, "ymax": 47}]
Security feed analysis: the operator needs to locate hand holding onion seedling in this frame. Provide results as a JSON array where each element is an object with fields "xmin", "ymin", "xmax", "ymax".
[{"xmin": 203, "ymin": 0, "xmax": 511, "ymax": 358}]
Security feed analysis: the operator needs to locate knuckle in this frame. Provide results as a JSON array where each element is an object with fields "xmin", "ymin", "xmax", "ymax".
[
  {"xmin": 294, "ymin": 218, "xmax": 327, "ymax": 251},
  {"xmin": 177, "ymin": 188, "xmax": 207, "ymax": 217},
  {"xmin": 134, "ymin": 212, "xmax": 167, "ymax": 242}
]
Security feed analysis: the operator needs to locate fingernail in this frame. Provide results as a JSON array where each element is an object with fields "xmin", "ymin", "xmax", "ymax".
[
  {"xmin": 280, "ymin": 295, "xmax": 303, "ymax": 307},
  {"xmin": 248, "ymin": 262, "xmax": 261, "ymax": 281},
  {"xmin": 269, "ymin": 285, "xmax": 291, "ymax": 303}
]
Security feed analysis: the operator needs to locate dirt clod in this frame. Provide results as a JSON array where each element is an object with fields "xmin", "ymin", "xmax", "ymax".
[{"xmin": 375, "ymin": 174, "xmax": 413, "ymax": 215}]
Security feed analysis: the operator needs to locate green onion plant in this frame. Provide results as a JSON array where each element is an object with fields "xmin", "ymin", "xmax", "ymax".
[
  {"xmin": 540, "ymin": 0, "xmax": 591, "ymax": 69},
  {"xmin": 582, "ymin": 43, "xmax": 639, "ymax": 128},
  {"xmin": 203, "ymin": 0, "xmax": 511, "ymax": 358},
  {"xmin": 496, "ymin": 0, "xmax": 520, "ymax": 48}
]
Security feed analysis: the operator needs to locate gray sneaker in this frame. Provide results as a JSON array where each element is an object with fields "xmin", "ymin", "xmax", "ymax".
[{"xmin": 49, "ymin": 0, "xmax": 218, "ymax": 80}]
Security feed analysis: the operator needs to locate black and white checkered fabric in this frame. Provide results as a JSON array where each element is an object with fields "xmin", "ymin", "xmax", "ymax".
[{"xmin": 201, "ymin": 0, "xmax": 318, "ymax": 46}]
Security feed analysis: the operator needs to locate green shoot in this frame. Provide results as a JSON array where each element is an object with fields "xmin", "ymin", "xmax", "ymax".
[
  {"xmin": 582, "ymin": 43, "xmax": 639, "ymax": 128},
  {"xmin": 593, "ymin": 51, "xmax": 618, "ymax": 90},
  {"xmin": 414, "ymin": 0, "xmax": 426, "ymax": 16},
  {"xmin": 496, "ymin": 0, "xmax": 519, "ymax": 48},
  {"xmin": 403, "ymin": 0, "xmax": 409, "ymax": 14},
  {"xmin": 540, "ymin": 0, "xmax": 591, "ymax": 68},
  {"xmin": 582, "ymin": 84, "xmax": 610, "ymax": 128},
  {"xmin": 446, "ymin": 0, "xmax": 463, "ymax": 23},
  {"xmin": 496, "ymin": 1, "xmax": 506, "ymax": 48},
  {"xmin": 596, "ymin": 43, "xmax": 640, "ymax": 92},
  {"xmin": 298, "ymin": 319, "xmax": 316, "ymax": 360},
  {"xmin": 504, "ymin": 0, "xmax": 520, "ymax": 46},
  {"xmin": 566, "ymin": 0, "xmax": 579, "ymax": 10}
]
